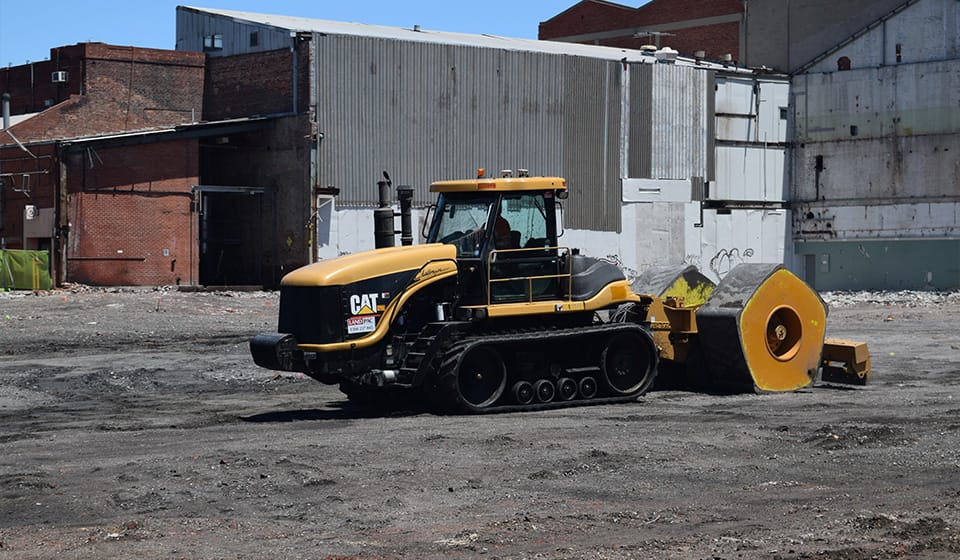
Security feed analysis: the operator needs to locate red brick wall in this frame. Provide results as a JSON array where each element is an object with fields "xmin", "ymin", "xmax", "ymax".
[
  {"xmin": 0, "ymin": 45, "xmax": 84, "ymax": 114},
  {"xmin": 540, "ymin": 0, "xmax": 743, "ymax": 61},
  {"xmin": 204, "ymin": 43, "xmax": 311, "ymax": 120},
  {"xmin": 1, "ymin": 43, "xmax": 206, "ymax": 286},
  {"xmin": 64, "ymin": 140, "xmax": 199, "ymax": 286},
  {"xmin": 1, "ymin": 43, "xmax": 205, "ymax": 143}
]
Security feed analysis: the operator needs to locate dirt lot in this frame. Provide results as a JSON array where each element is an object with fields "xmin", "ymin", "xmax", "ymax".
[{"xmin": 1, "ymin": 286, "xmax": 959, "ymax": 559}]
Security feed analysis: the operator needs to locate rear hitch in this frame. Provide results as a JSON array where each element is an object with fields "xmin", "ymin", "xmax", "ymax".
[{"xmin": 820, "ymin": 338, "xmax": 871, "ymax": 385}]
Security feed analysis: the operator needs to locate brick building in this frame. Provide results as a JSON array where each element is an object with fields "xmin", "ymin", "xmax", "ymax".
[
  {"xmin": 0, "ymin": 42, "xmax": 285, "ymax": 287},
  {"xmin": 539, "ymin": 0, "xmax": 744, "ymax": 62},
  {"xmin": 0, "ymin": 43, "xmax": 207, "ymax": 286}
]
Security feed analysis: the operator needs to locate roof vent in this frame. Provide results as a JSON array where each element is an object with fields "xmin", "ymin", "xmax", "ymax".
[
  {"xmin": 51, "ymin": 70, "xmax": 69, "ymax": 83},
  {"xmin": 655, "ymin": 47, "xmax": 679, "ymax": 63}
]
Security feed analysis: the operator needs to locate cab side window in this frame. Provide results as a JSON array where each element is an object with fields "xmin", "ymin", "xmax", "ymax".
[{"xmin": 500, "ymin": 193, "xmax": 550, "ymax": 249}]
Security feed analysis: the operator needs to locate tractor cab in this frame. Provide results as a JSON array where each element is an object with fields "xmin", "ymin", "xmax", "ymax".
[{"xmin": 427, "ymin": 174, "xmax": 567, "ymax": 306}]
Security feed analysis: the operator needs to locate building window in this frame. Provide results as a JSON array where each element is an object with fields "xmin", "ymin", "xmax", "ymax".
[
  {"xmin": 837, "ymin": 56, "xmax": 851, "ymax": 71},
  {"xmin": 203, "ymin": 33, "xmax": 223, "ymax": 50},
  {"xmin": 249, "ymin": 31, "xmax": 259, "ymax": 47}
]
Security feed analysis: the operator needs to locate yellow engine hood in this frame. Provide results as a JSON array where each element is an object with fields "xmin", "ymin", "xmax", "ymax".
[{"xmin": 281, "ymin": 244, "xmax": 457, "ymax": 287}]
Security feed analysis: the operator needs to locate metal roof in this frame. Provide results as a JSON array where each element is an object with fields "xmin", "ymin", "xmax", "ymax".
[
  {"xmin": 2, "ymin": 115, "xmax": 277, "ymax": 149},
  {"xmin": 179, "ymin": 5, "xmax": 759, "ymax": 72}
]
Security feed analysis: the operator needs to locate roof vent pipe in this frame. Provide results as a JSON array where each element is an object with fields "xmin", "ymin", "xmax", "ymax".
[
  {"xmin": 2, "ymin": 93, "xmax": 10, "ymax": 130},
  {"xmin": 655, "ymin": 47, "xmax": 679, "ymax": 63}
]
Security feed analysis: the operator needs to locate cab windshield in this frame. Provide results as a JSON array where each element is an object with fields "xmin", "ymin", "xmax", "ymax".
[
  {"xmin": 431, "ymin": 194, "xmax": 495, "ymax": 258},
  {"xmin": 429, "ymin": 191, "xmax": 555, "ymax": 259}
]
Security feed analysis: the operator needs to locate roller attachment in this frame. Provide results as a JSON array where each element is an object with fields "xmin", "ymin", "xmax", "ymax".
[
  {"xmin": 695, "ymin": 264, "xmax": 827, "ymax": 393},
  {"xmin": 631, "ymin": 264, "xmax": 716, "ymax": 305}
]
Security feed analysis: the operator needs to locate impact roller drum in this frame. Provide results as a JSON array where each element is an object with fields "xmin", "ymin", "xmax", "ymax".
[{"xmin": 695, "ymin": 264, "xmax": 827, "ymax": 393}]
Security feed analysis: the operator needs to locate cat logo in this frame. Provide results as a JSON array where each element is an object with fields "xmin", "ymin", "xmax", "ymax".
[
  {"xmin": 349, "ymin": 293, "xmax": 379, "ymax": 316},
  {"xmin": 347, "ymin": 293, "xmax": 381, "ymax": 335}
]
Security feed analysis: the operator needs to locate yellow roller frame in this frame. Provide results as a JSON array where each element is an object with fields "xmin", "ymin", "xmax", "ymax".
[{"xmin": 738, "ymin": 268, "xmax": 826, "ymax": 392}]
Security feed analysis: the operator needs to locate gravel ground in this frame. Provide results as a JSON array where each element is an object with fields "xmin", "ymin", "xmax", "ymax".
[{"xmin": 0, "ymin": 286, "xmax": 959, "ymax": 559}]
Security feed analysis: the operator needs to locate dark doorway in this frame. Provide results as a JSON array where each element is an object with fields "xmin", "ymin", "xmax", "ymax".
[
  {"xmin": 803, "ymin": 254, "xmax": 817, "ymax": 287},
  {"xmin": 198, "ymin": 188, "xmax": 265, "ymax": 286}
]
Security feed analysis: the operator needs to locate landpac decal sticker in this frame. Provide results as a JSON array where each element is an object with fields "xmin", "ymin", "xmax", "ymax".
[{"xmin": 346, "ymin": 293, "xmax": 381, "ymax": 334}]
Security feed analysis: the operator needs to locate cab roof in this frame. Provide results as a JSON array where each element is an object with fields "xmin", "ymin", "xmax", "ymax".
[{"xmin": 430, "ymin": 176, "xmax": 567, "ymax": 193}]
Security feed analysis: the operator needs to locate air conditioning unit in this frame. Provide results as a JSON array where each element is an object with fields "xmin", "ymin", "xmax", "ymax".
[{"xmin": 51, "ymin": 70, "xmax": 69, "ymax": 83}]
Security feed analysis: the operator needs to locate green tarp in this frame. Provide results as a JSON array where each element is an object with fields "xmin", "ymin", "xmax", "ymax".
[{"xmin": 0, "ymin": 250, "xmax": 54, "ymax": 291}]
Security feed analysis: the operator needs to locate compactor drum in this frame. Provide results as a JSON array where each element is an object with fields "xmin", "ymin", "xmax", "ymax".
[
  {"xmin": 696, "ymin": 264, "xmax": 828, "ymax": 393},
  {"xmin": 251, "ymin": 173, "xmax": 869, "ymax": 413}
]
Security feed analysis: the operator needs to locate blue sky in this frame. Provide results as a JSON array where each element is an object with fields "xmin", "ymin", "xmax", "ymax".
[{"xmin": 0, "ymin": 1, "xmax": 597, "ymax": 67}]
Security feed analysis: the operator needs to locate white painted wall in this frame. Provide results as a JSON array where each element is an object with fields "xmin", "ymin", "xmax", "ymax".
[{"xmin": 804, "ymin": 0, "xmax": 960, "ymax": 73}]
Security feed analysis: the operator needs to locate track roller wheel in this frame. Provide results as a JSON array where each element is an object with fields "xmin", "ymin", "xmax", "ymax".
[
  {"xmin": 578, "ymin": 376, "xmax": 598, "ymax": 399},
  {"xmin": 556, "ymin": 377, "xmax": 578, "ymax": 401},
  {"xmin": 512, "ymin": 380, "xmax": 534, "ymax": 405},
  {"xmin": 456, "ymin": 346, "xmax": 507, "ymax": 410},
  {"xmin": 600, "ymin": 330, "xmax": 657, "ymax": 396},
  {"xmin": 533, "ymin": 379, "xmax": 555, "ymax": 403}
]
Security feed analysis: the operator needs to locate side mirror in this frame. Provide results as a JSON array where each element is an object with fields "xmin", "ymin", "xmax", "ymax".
[
  {"xmin": 557, "ymin": 201, "xmax": 565, "ymax": 238},
  {"xmin": 421, "ymin": 204, "xmax": 437, "ymax": 239}
]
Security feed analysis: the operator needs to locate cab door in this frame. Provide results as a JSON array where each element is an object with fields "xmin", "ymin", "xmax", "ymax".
[{"xmin": 487, "ymin": 191, "xmax": 565, "ymax": 304}]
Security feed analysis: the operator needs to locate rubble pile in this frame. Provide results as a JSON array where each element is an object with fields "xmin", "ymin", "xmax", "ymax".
[{"xmin": 821, "ymin": 290, "xmax": 960, "ymax": 308}]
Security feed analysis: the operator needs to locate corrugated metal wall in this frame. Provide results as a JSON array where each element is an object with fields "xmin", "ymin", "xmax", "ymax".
[
  {"xmin": 175, "ymin": 8, "xmax": 292, "ymax": 54},
  {"xmin": 561, "ymin": 56, "xmax": 622, "ymax": 232},
  {"xmin": 313, "ymin": 33, "xmax": 622, "ymax": 231},
  {"xmin": 628, "ymin": 64, "xmax": 652, "ymax": 179},
  {"xmin": 626, "ymin": 63, "xmax": 710, "ymax": 182}
]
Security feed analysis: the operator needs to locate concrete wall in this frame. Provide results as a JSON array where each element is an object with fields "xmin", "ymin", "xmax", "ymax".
[
  {"xmin": 801, "ymin": 0, "xmax": 959, "ymax": 73},
  {"xmin": 743, "ymin": 0, "xmax": 910, "ymax": 72},
  {"xmin": 789, "ymin": 0, "xmax": 960, "ymax": 290},
  {"xmin": 796, "ymin": 239, "xmax": 959, "ymax": 291}
]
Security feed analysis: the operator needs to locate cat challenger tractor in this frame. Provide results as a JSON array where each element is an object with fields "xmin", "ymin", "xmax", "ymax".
[{"xmin": 251, "ymin": 172, "xmax": 870, "ymax": 413}]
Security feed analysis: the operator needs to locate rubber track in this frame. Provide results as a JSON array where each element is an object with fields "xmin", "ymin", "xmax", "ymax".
[{"xmin": 429, "ymin": 322, "xmax": 656, "ymax": 414}]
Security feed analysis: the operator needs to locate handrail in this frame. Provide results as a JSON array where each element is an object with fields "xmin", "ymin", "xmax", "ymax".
[{"xmin": 485, "ymin": 245, "xmax": 572, "ymax": 305}]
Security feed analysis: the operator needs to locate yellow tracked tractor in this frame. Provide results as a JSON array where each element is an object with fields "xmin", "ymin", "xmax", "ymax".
[{"xmin": 251, "ymin": 174, "xmax": 870, "ymax": 413}]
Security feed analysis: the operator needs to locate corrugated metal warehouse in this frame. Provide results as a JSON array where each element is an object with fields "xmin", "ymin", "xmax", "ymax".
[{"xmin": 176, "ymin": 6, "xmax": 789, "ymax": 283}]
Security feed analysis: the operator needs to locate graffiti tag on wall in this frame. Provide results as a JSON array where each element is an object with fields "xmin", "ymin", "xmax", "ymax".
[{"xmin": 709, "ymin": 248, "xmax": 755, "ymax": 279}]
